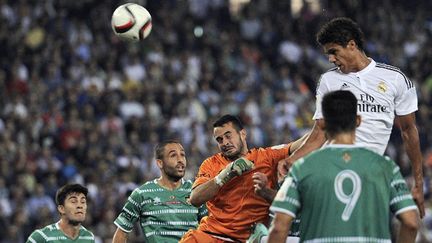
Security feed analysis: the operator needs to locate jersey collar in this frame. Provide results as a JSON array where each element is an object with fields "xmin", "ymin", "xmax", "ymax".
[
  {"xmin": 355, "ymin": 58, "xmax": 375, "ymax": 76},
  {"xmin": 324, "ymin": 144, "xmax": 363, "ymax": 149}
]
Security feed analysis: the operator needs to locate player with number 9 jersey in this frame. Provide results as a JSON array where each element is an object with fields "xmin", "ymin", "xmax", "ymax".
[{"xmin": 271, "ymin": 145, "xmax": 417, "ymax": 242}]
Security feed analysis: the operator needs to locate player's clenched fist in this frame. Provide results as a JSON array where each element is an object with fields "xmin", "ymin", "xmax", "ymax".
[{"xmin": 215, "ymin": 157, "xmax": 254, "ymax": 186}]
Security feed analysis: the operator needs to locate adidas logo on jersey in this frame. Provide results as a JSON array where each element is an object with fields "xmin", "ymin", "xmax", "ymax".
[{"xmin": 340, "ymin": 83, "xmax": 350, "ymax": 89}]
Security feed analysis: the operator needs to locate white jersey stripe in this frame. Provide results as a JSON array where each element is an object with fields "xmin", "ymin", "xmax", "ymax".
[{"xmin": 376, "ymin": 63, "xmax": 413, "ymax": 89}]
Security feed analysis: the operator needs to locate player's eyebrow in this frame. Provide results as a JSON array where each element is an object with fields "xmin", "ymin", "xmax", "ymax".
[
  {"xmin": 168, "ymin": 149, "xmax": 184, "ymax": 155},
  {"xmin": 325, "ymin": 48, "xmax": 337, "ymax": 55},
  {"xmin": 215, "ymin": 131, "xmax": 231, "ymax": 141},
  {"xmin": 68, "ymin": 194, "xmax": 87, "ymax": 200}
]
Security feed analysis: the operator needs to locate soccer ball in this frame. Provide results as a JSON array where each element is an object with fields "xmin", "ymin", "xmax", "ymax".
[{"xmin": 111, "ymin": 3, "xmax": 152, "ymax": 41}]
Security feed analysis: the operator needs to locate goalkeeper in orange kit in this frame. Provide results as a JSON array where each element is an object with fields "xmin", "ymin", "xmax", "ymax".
[{"xmin": 179, "ymin": 114, "xmax": 304, "ymax": 243}]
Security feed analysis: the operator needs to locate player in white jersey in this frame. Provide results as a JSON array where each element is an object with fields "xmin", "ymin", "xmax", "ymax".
[
  {"xmin": 268, "ymin": 90, "xmax": 419, "ymax": 243},
  {"xmin": 281, "ymin": 17, "xmax": 424, "ymax": 217}
]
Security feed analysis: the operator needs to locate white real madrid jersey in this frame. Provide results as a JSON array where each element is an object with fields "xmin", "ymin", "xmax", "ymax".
[{"xmin": 313, "ymin": 59, "xmax": 418, "ymax": 155}]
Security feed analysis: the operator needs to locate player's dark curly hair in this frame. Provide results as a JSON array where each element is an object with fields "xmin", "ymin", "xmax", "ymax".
[
  {"xmin": 56, "ymin": 184, "xmax": 88, "ymax": 206},
  {"xmin": 316, "ymin": 17, "xmax": 365, "ymax": 51},
  {"xmin": 322, "ymin": 90, "xmax": 358, "ymax": 137},
  {"xmin": 213, "ymin": 114, "xmax": 244, "ymax": 132}
]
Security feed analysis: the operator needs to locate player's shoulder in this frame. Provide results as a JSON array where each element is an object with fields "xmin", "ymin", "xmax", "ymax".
[
  {"xmin": 380, "ymin": 155, "xmax": 398, "ymax": 169},
  {"xmin": 27, "ymin": 229, "xmax": 46, "ymax": 243},
  {"xmin": 182, "ymin": 179, "xmax": 194, "ymax": 189},
  {"xmin": 321, "ymin": 66, "xmax": 341, "ymax": 77},
  {"xmin": 141, "ymin": 179, "xmax": 157, "ymax": 187},
  {"xmin": 364, "ymin": 152, "xmax": 399, "ymax": 175},
  {"xmin": 318, "ymin": 67, "xmax": 343, "ymax": 88},
  {"xmin": 80, "ymin": 225, "xmax": 96, "ymax": 237},
  {"xmin": 255, "ymin": 144, "xmax": 288, "ymax": 152},
  {"xmin": 351, "ymin": 147, "xmax": 393, "ymax": 161},
  {"xmin": 202, "ymin": 153, "xmax": 226, "ymax": 166},
  {"xmin": 305, "ymin": 146, "xmax": 380, "ymax": 161},
  {"xmin": 38, "ymin": 222, "xmax": 58, "ymax": 233},
  {"xmin": 322, "ymin": 146, "xmax": 396, "ymax": 167},
  {"xmin": 27, "ymin": 223, "xmax": 57, "ymax": 241},
  {"xmin": 135, "ymin": 180, "xmax": 160, "ymax": 192},
  {"xmin": 375, "ymin": 62, "xmax": 413, "ymax": 87},
  {"xmin": 204, "ymin": 153, "xmax": 221, "ymax": 162},
  {"xmin": 374, "ymin": 62, "xmax": 404, "ymax": 74}
]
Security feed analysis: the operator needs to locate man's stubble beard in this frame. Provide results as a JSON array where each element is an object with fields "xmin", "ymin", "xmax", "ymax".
[{"xmin": 223, "ymin": 139, "xmax": 244, "ymax": 161}]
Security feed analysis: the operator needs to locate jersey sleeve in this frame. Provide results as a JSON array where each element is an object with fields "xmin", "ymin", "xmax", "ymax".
[
  {"xmin": 26, "ymin": 230, "xmax": 47, "ymax": 243},
  {"xmin": 114, "ymin": 188, "xmax": 142, "ymax": 233},
  {"xmin": 394, "ymin": 72, "xmax": 418, "ymax": 116},
  {"xmin": 266, "ymin": 144, "xmax": 291, "ymax": 165},
  {"xmin": 270, "ymin": 169, "xmax": 301, "ymax": 218},
  {"xmin": 389, "ymin": 164, "xmax": 417, "ymax": 215},
  {"xmin": 193, "ymin": 157, "xmax": 218, "ymax": 189},
  {"xmin": 313, "ymin": 74, "xmax": 330, "ymax": 120}
]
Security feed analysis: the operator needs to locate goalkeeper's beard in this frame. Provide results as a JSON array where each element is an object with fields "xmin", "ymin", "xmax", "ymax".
[{"xmin": 222, "ymin": 141, "xmax": 244, "ymax": 161}]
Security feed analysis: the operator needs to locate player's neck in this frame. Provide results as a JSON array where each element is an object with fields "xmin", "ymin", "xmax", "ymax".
[
  {"xmin": 58, "ymin": 219, "xmax": 81, "ymax": 239},
  {"xmin": 240, "ymin": 144, "xmax": 250, "ymax": 157},
  {"xmin": 353, "ymin": 52, "xmax": 370, "ymax": 72},
  {"xmin": 225, "ymin": 148, "xmax": 249, "ymax": 161},
  {"xmin": 328, "ymin": 132, "xmax": 355, "ymax": 145},
  {"xmin": 157, "ymin": 177, "xmax": 182, "ymax": 190}
]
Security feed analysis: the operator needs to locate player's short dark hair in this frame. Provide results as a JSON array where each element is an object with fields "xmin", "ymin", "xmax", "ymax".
[
  {"xmin": 316, "ymin": 17, "xmax": 365, "ymax": 51},
  {"xmin": 213, "ymin": 114, "xmax": 244, "ymax": 131},
  {"xmin": 322, "ymin": 90, "xmax": 357, "ymax": 137},
  {"xmin": 155, "ymin": 140, "xmax": 181, "ymax": 160},
  {"xmin": 56, "ymin": 184, "xmax": 88, "ymax": 206}
]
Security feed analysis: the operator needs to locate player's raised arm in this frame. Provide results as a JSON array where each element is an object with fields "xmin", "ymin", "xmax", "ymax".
[
  {"xmin": 112, "ymin": 228, "xmax": 128, "ymax": 243},
  {"xmin": 280, "ymin": 120, "xmax": 326, "ymax": 175}
]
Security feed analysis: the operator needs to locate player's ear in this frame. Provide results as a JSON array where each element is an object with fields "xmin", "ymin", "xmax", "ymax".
[
  {"xmin": 347, "ymin": 39, "xmax": 357, "ymax": 50},
  {"xmin": 156, "ymin": 159, "xmax": 163, "ymax": 169},
  {"xmin": 240, "ymin": 128, "xmax": 247, "ymax": 139},
  {"xmin": 58, "ymin": 205, "xmax": 65, "ymax": 215},
  {"xmin": 317, "ymin": 119, "xmax": 325, "ymax": 130},
  {"xmin": 356, "ymin": 115, "xmax": 361, "ymax": 127}
]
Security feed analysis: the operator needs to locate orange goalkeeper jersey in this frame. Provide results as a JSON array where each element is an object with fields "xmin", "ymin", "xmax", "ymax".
[{"xmin": 193, "ymin": 144, "xmax": 290, "ymax": 242}]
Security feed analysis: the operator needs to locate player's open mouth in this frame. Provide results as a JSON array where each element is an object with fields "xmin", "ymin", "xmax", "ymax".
[{"xmin": 223, "ymin": 147, "xmax": 235, "ymax": 152}]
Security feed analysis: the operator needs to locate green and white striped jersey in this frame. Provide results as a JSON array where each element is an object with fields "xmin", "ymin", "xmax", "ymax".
[
  {"xmin": 114, "ymin": 179, "xmax": 207, "ymax": 243},
  {"xmin": 26, "ymin": 222, "xmax": 95, "ymax": 243},
  {"xmin": 271, "ymin": 145, "xmax": 417, "ymax": 243}
]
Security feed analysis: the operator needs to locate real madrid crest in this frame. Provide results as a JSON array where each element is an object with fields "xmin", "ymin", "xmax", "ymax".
[{"xmin": 378, "ymin": 82, "xmax": 387, "ymax": 93}]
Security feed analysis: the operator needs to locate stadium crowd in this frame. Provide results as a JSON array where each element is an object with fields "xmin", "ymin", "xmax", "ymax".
[{"xmin": 0, "ymin": 0, "xmax": 431, "ymax": 242}]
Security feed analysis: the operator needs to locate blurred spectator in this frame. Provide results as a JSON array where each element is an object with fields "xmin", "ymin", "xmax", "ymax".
[{"xmin": 26, "ymin": 184, "xmax": 56, "ymax": 220}]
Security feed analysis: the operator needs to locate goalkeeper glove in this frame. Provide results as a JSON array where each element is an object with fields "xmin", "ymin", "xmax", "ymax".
[{"xmin": 215, "ymin": 157, "xmax": 254, "ymax": 186}]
